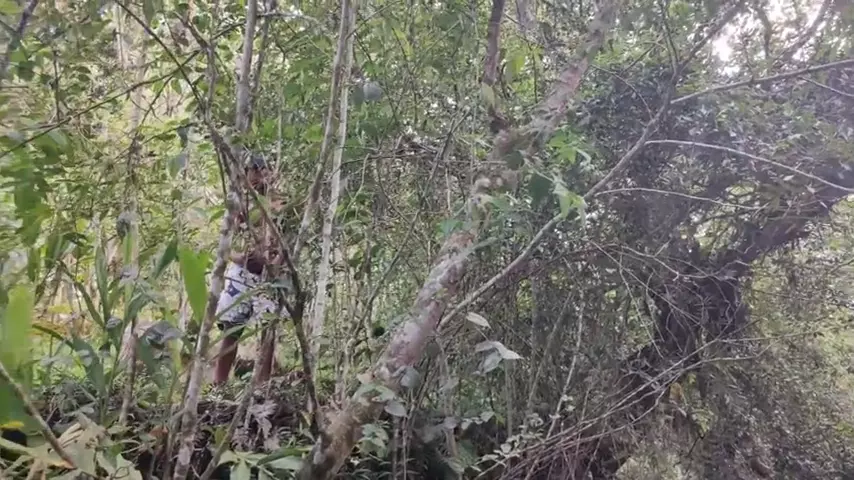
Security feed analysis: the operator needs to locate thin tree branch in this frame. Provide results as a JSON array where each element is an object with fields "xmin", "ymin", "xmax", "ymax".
[
  {"xmin": 773, "ymin": 0, "xmax": 834, "ymax": 68},
  {"xmin": 806, "ymin": 77, "xmax": 854, "ymax": 99},
  {"xmin": 0, "ymin": 360, "xmax": 75, "ymax": 468},
  {"xmin": 671, "ymin": 58, "xmax": 854, "ymax": 105},
  {"xmin": 310, "ymin": 0, "xmax": 357, "ymax": 383},
  {"xmin": 645, "ymin": 140, "xmax": 854, "ymax": 193},
  {"xmin": 483, "ymin": 0, "xmax": 509, "ymax": 133},
  {"xmin": 0, "ymin": 0, "xmax": 39, "ymax": 85},
  {"xmin": 247, "ymin": 0, "xmax": 276, "ymax": 127}
]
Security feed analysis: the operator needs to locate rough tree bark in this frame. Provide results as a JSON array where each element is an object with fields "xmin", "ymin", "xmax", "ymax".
[{"xmin": 296, "ymin": 1, "xmax": 619, "ymax": 478}]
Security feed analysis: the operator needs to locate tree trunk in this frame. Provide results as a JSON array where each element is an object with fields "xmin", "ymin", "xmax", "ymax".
[
  {"xmin": 172, "ymin": 1, "xmax": 259, "ymax": 479},
  {"xmin": 309, "ymin": 0, "xmax": 357, "ymax": 370}
]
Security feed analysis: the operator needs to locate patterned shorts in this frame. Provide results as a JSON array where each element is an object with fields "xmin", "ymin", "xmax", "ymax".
[{"xmin": 215, "ymin": 262, "xmax": 278, "ymax": 337}]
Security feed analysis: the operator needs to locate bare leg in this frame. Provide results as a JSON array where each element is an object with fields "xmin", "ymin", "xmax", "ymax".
[{"xmin": 214, "ymin": 335, "xmax": 240, "ymax": 385}]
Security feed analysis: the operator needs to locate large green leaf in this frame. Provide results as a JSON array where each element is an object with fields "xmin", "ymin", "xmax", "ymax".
[
  {"xmin": 95, "ymin": 245, "xmax": 110, "ymax": 322},
  {"xmin": 0, "ymin": 284, "xmax": 34, "ymax": 426},
  {"xmin": 1, "ymin": 284, "xmax": 34, "ymax": 370},
  {"xmin": 178, "ymin": 247, "xmax": 209, "ymax": 324},
  {"xmin": 152, "ymin": 238, "xmax": 178, "ymax": 280}
]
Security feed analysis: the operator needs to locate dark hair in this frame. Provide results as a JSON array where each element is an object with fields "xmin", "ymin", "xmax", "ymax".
[{"xmin": 248, "ymin": 154, "xmax": 268, "ymax": 171}]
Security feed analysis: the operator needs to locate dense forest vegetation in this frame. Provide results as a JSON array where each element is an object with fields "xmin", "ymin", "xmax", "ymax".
[{"xmin": 1, "ymin": 0, "xmax": 854, "ymax": 478}]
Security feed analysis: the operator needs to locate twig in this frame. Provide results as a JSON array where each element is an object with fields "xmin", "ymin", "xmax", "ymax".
[
  {"xmin": 247, "ymin": 0, "xmax": 276, "ymax": 127},
  {"xmin": 0, "ymin": 361, "xmax": 75, "ymax": 468},
  {"xmin": 772, "ymin": 0, "xmax": 834, "ymax": 68},
  {"xmin": 645, "ymin": 140, "xmax": 854, "ymax": 193},
  {"xmin": 671, "ymin": 58, "xmax": 854, "ymax": 105},
  {"xmin": 0, "ymin": 0, "xmax": 39, "ymax": 84},
  {"xmin": 482, "ymin": 0, "xmax": 508, "ymax": 131},
  {"xmin": 439, "ymin": 214, "xmax": 561, "ymax": 327},
  {"xmin": 593, "ymin": 187, "xmax": 765, "ymax": 210},
  {"xmin": 806, "ymin": 78, "xmax": 854, "ymax": 99},
  {"xmin": 585, "ymin": 94, "xmax": 671, "ymax": 197}
]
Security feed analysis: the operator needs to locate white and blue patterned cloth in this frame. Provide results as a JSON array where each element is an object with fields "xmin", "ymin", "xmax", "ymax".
[{"xmin": 215, "ymin": 261, "xmax": 277, "ymax": 336}]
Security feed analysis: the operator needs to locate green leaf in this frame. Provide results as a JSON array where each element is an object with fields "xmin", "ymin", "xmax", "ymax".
[
  {"xmin": 178, "ymin": 247, "xmax": 208, "ymax": 323},
  {"xmin": 68, "ymin": 277, "xmax": 104, "ymax": 328},
  {"xmin": 505, "ymin": 150, "xmax": 524, "ymax": 170},
  {"xmin": 1, "ymin": 284, "xmax": 34, "ymax": 370},
  {"xmin": 267, "ymin": 456, "xmax": 303, "ymax": 471},
  {"xmin": 26, "ymin": 246, "xmax": 40, "ymax": 282},
  {"xmin": 95, "ymin": 245, "xmax": 111, "ymax": 322},
  {"xmin": 70, "ymin": 336, "xmax": 105, "ymax": 395},
  {"xmin": 466, "ymin": 312, "xmax": 490, "ymax": 328},
  {"xmin": 232, "ymin": 461, "xmax": 252, "ymax": 480},
  {"xmin": 0, "ymin": 0, "xmax": 22, "ymax": 16},
  {"xmin": 152, "ymin": 238, "xmax": 178, "ymax": 280},
  {"xmin": 384, "ymin": 400, "xmax": 407, "ymax": 417},
  {"xmin": 505, "ymin": 52, "xmax": 525, "ymax": 82},
  {"xmin": 553, "ymin": 181, "xmax": 577, "ymax": 219},
  {"xmin": 479, "ymin": 351, "xmax": 502, "ymax": 374},
  {"xmin": 219, "ymin": 450, "xmax": 239, "ymax": 466},
  {"xmin": 143, "ymin": 0, "xmax": 155, "ymax": 23},
  {"xmin": 400, "ymin": 366, "xmax": 421, "ymax": 389},
  {"xmin": 168, "ymin": 152, "xmax": 188, "ymax": 178},
  {"xmin": 256, "ymin": 447, "xmax": 308, "ymax": 466},
  {"xmin": 528, "ymin": 173, "xmax": 552, "ymax": 208},
  {"xmin": 475, "ymin": 340, "xmax": 523, "ymax": 360},
  {"xmin": 0, "ymin": 285, "xmax": 33, "ymax": 426}
]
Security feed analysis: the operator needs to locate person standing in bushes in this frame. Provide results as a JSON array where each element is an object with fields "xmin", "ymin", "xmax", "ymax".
[{"xmin": 212, "ymin": 154, "xmax": 286, "ymax": 385}]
